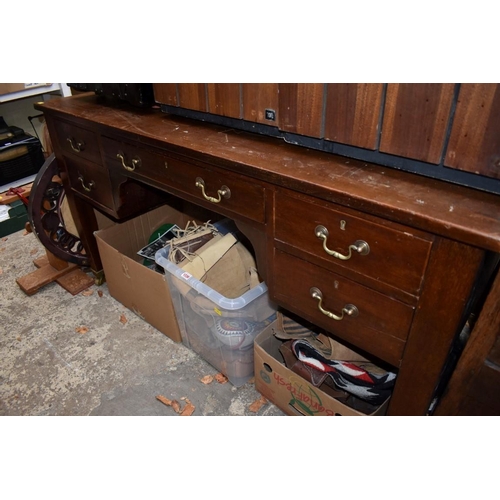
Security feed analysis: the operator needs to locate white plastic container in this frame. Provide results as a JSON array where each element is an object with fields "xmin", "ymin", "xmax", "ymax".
[{"xmin": 155, "ymin": 247, "xmax": 277, "ymax": 386}]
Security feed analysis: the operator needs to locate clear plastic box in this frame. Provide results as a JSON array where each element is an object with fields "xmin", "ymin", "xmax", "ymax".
[{"xmin": 155, "ymin": 246, "xmax": 277, "ymax": 386}]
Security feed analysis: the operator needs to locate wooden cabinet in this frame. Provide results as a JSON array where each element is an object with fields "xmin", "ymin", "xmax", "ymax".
[
  {"xmin": 153, "ymin": 83, "xmax": 500, "ymax": 192},
  {"xmin": 37, "ymin": 93, "xmax": 500, "ymax": 415}
]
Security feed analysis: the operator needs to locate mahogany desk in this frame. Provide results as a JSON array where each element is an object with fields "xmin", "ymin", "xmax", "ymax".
[{"xmin": 36, "ymin": 94, "xmax": 500, "ymax": 415}]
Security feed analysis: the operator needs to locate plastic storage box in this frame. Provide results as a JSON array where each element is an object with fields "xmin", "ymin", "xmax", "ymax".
[{"xmin": 155, "ymin": 246, "xmax": 277, "ymax": 386}]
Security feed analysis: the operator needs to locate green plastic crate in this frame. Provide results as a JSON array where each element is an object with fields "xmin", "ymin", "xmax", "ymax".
[{"xmin": 0, "ymin": 200, "xmax": 29, "ymax": 237}]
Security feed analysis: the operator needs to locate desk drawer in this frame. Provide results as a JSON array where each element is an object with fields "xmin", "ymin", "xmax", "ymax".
[
  {"xmin": 275, "ymin": 189, "xmax": 432, "ymax": 295},
  {"xmin": 65, "ymin": 156, "xmax": 114, "ymax": 210},
  {"xmin": 54, "ymin": 120, "xmax": 102, "ymax": 165},
  {"xmin": 102, "ymin": 136, "xmax": 266, "ymax": 223},
  {"xmin": 272, "ymin": 249, "xmax": 412, "ymax": 366}
]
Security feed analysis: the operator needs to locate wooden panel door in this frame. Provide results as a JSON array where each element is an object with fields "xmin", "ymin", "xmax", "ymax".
[
  {"xmin": 379, "ymin": 83, "xmax": 455, "ymax": 164},
  {"xmin": 177, "ymin": 83, "xmax": 207, "ymax": 112},
  {"xmin": 153, "ymin": 83, "xmax": 178, "ymax": 106},
  {"xmin": 278, "ymin": 83, "xmax": 324, "ymax": 137},
  {"xmin": 207, "ymin": 84, "xmax": 241, "ymax": 119},
  {"xmin": 324, "ymin": 83, "xmax": 384, "ymax": 149},
  {"xmin": 242, "ymin": 83, "xmax": 279, "ymax": 126},
  {"xmin": 444, "ymin": 83, "xmax": 500, "ymax": 179}
]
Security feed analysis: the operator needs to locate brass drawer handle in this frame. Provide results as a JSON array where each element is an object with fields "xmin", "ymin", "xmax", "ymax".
[
  {"xmin": 315, "ymin": 225, "xmax": 370, "ymax": 260},
  {"xmin": 78, "ymin": 175, "xmax": 95, "ymax": 192},
  {"xmin": 116, "ymin": 151, "xmax": 141, "ymax": 171},
  {"xmin": 195, "ymin": 177, "xmax": 231, "ymax": 204},
  {"xmin": 67, "ymin": 137, "xmax": 85, "ymax": 153},
  {"xmin": 310, "ymin": 287, "xmax": 358, "ymax": 321}
]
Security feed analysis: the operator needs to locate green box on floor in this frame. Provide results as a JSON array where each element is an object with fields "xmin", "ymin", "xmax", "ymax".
[{"xmin": 0, "ymin": 200, "xmax": 28, "ymax": 238}]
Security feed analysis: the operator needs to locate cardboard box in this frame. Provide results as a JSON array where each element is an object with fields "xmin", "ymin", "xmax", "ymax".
[
  {"xmin": 0, "ymin": 83, "xmax": 52, "ymax": 96},
  {"xmin": 254, "ymin": 321, "xmax": 390, "ymax": 416},
  {"xmin": 94, "ymin": 205, "xmax": 192, "ymax": 342}
]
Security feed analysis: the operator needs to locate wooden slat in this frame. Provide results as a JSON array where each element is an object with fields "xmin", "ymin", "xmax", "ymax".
[
  {"xmin": 177, "ymin": 83, "xmax": 207, "ymax": 112},
  {"xmin": 444, "ymin": 83, "xmax": 500, "ymax": 179},
  {"xmin": 207, "ymin": 84, "xmax": 241, "ymax": 118},
  {"xmin": 324, "ymin": 83, "xmax": 384, "ymax": 149},
  {"xmin": 152, "ymin": 84, "xmax": 178, "ymax": 106},
  {"xmin": 278, "ymin": 83, "xmax": 324, "ymax": 137},
  {"xmin": 242, "ymin": 84, "xmax": 279, "ymax": 125},
  {"xmin": 380, "ymin": 83, "xmax": 455, "ymax": 164}
]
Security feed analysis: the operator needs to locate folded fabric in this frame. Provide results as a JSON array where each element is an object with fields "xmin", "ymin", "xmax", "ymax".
[{"xmin": 291, "ymin": 339, "xmax": 396, "ymax": 405}]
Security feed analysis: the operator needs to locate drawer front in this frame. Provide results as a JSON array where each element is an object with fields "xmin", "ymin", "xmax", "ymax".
[
  {"xmin": 101, "ymin": 136, "xmax": 266, "ymax": 223},
  {"xmin": 54, "ymin": 120, "xmax": 102, "ymax": 165},
  {"xmin": 65, "ymin": 156, "xmax": 115, "ymax": 210},
  {"xmin": 275, "ymin": 190, "xmax": 432, "ymax": 295},
  {"xmin": 272, "ymin": 250, "xmax": 413, "ymax": 366}
]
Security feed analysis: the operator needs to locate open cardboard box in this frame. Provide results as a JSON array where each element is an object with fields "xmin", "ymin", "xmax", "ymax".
[
  {"xmin": 254, "ymin": 320, "xmax": 390, "ymax": 416},
  {"xmin": 94, "ymin": 204, "xmax": 193, "ymax": 342}
]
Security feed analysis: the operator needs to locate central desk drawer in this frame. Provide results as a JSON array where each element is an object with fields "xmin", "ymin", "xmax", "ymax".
[
  {"xmin": 101, "ymin": 136, "xmax": 266, "ymax": 223},
  {"xmin": 275, "ymin": 189, "xmax": 432, "ymax": 295},
  {"xmin": 272, "ymin": 249, "xmax": 413, "ymax": 366}
]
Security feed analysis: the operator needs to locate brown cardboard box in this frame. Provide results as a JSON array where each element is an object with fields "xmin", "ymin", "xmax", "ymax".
[
  {"xmin": 254, "ymin": 321, "xmax": 390, "ymax": 416},
  {"xmin": 0, "ymin": 83, "xmax": 52, "ymax": 96},
  {"xmin": 94, "ymin": 205, "xmax": 192, "ymax": 342}
]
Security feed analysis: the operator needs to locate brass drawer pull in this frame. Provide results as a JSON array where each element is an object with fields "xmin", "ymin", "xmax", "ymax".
[
  {"xmin": 67, "ymin": 137, "xmax": 85, "ymax": 153},
  {"xmin": 315, "ymin": 225, "xmax": 370, "ymax": 260},
  {"xmin": 78, "ymin": 175, "xmax": 95, "ymax": 192},
  {"xmin": 310, "ymin": 287, "xmax": 358, "ymax": 321},
  {"xmin": 195, "ymin": 177, "xmax": 231, "ymax": 203},
  {"xmin": 116, "ymin": 151, "xmax": 141, "ymax": 171}
]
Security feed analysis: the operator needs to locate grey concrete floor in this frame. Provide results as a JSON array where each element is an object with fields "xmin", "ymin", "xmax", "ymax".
[{"xmin": 0, "ymin": 228, "xmax": 285, "ymax": 416}]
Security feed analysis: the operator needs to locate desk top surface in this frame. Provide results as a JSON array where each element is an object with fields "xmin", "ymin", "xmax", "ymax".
[{"xmin": 38, "ymin": 94, "xmax": 500, "ymax": 252}]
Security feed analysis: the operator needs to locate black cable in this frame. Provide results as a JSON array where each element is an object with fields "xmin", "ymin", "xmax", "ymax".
[{"xmin": 27, "ymin": 114, "xmax": 45, "ymax": 153}]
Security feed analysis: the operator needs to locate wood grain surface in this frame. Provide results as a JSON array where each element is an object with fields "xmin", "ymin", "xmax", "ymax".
[
  {"xmin": 324, "ymin": 83, "xmax": 384, "ymax": 149},
  {"xmin": 278, "ymin": 83, "xmax": 324, "ymax": 137},
  {"xmin": 242, "ymin": 83, "xmax": 279, "ymax": 125},
  {"xmin": 380, "ymin": 83, "xmax": 455, "ymax": 164},
  {"xmin": 207, "ymin": 84, "xmax": 241, "ymax": 118},
  {"xmin": 445, "ymin": 83, "xmax": 500, "ymax": 179}
]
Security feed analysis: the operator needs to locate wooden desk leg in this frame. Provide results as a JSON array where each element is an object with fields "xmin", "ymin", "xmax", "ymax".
[
  {"xmin": 58, "ymin": 175, "xmax": 103, "ymax": 277},
  {"xmin": 434, "ymin": 265, "xmax": 500, "ymax": 415},
  {"xmin": 387, "ymin": 238, "xmax": 484, "ymax": 416}
]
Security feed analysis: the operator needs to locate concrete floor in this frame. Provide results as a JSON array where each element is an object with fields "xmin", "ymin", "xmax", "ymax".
[{"xmin": 0, "ymin": 228, "xmax": 285, "ymax": 416}]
